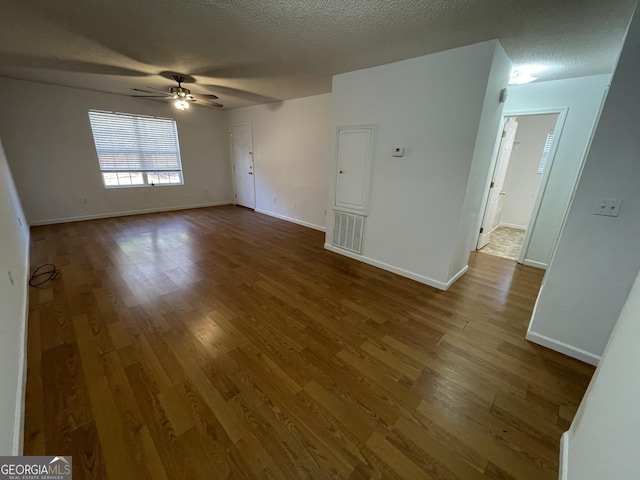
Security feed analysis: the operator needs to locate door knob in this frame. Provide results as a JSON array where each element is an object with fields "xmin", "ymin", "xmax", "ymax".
[
  {"xmin": 248, "ymin": 172, "xmax": 253, "ymax": 175},
  {"xmin": 339, "ymin": 170, "xmax": 344, "ymax": 174},
  {"xmin": 499, "ymin": 191, "xmax": 506, "ymax": 195}
]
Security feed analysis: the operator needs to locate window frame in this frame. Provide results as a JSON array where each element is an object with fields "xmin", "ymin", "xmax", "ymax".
[{"xmin": 88, "ymin": 110, "xmax": 185, "ymax": 189}]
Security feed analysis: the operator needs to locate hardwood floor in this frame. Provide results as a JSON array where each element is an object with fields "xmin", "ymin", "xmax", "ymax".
[{"xmin": 24, "ymin": 205, "xmax": 594, "ymax": 479}]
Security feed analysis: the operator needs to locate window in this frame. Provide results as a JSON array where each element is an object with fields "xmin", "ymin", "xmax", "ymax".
[
  {"xmin": 88, "ymin": 110, "xmax": 184, "ymax": 188},
  {"xmin": 538, "ymin": 129, "xmax": 555, "ymax": 174}
]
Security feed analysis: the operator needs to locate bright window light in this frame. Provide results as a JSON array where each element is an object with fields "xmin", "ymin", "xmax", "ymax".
[
  {"xmin": 538, "ymin": 129, "xmax": 555, "ymax": 174},
  {"xmin": 88, "ymin": 110, "xmax": 184, "ymax": 188}
]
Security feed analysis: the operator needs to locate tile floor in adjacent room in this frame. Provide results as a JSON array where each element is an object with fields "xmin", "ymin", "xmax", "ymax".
[{"xmin": 479, "ymin": 226, "xmax": 526, "ymax": 261}]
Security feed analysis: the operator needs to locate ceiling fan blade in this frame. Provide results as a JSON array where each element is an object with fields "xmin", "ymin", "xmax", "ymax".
[
  {"xmin": 130, "ymin": 95, "xmax": 169, "ymax": 98},
  {"xmin": 197, "ymin": 99, "xmax": 224, "ymax": 108},
  {"xmin": 199, "ymin": 84, "xmax": 276, "ymax": 103},
  {"xmin": 194, "ymin": 93, "xmax": 219, "ymax": 100},
  {"xmin": 141, "ymin": 86, "xmax": 171, "ymax": 94}
]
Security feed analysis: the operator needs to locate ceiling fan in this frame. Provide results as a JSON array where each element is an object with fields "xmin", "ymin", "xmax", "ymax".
[{"xmin": 132, "ymin": 75, "xmax": 223, "ymax": 110}]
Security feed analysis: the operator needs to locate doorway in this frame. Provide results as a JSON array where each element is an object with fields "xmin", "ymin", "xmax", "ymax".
[
  {"xmin": 230, "ymin": 123, "xmax": 255, "ymax": 209},
  {"xmin": 477, "ymin": 112, "xmax": 561, "ymax": 263}
]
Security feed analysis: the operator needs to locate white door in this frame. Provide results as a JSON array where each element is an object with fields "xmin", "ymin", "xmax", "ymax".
[
  {"xmin": 335, "ymin": 126, "xmax": 373, "ymax": 213},
  {"xmin": 231, "ymin": 124, "xmax": 255, "ymax": 209},
  {"xmin": 477, "ymin": 117, "xmax": 518, "ymax": 249}
]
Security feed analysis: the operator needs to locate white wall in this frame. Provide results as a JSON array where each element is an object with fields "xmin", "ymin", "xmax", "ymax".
[
  {"xmin": 0, "ymin": 140, "xmax": 30, "ymax": 454},
  {"xmin": 0, "ymin": 78, "xmax": 233, "ymax": 225},
  {"xmin": 503, "ymin": 75, "xmax": 609, "ymax": 268},
  {"xmin": 328, "ymin": 40, "xmax": 510, "ymax": 289},
  {"xmin": 500, "ymin": 114, "xmax": 558, "ymax": 229},
  {"xmin": 562, "ymin": 269, "xmax": 640, "ymax": 479},
  {"xmin": 228, "ymin": 94, "xmax": 331, "ymax": 230},
  {"xmin": 452, "ymin": 43, "xmax": 512, "ymax": 279},
  {"xmin": 527, "ymin": 8, "xmax": 640, "ymax": 365}
]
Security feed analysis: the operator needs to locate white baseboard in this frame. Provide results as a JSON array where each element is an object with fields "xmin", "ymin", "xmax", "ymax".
[
  {"xmin": 255, "ymin": 208, "xmax": 325, "ymax": 232},
  {"xmin": 526, "ymin": 330, "xmax": 600, "ymax": 366},
  {"xmin": 499, "ymin": 222, "xmax": 527, "ymax": 230},
  {"xmin": 324, "ymin": 243, "xmax": 460, "ymax": 291},
  {"xmin": 13, "ymin": 230, "xmax": 30, "ymax": 455},
  {"xmin": 28, "ymin": 201, "xmax": 234, "ymax": 226},
  {"xmin": 523, "ymin": 259, "xmax": 548, "ymax": 270},
  {"xmin": 446, "ymin": 265, "xmax": 469, "ymax": 289},
  {"xmin": 559, "ymin": 431, "xmax": 569, "ymax": 480}
]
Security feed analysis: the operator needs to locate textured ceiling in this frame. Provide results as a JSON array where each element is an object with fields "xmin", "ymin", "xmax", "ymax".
[{"xmin": 0, "ymin": 0, "xmax": 636, "ymax": 109}]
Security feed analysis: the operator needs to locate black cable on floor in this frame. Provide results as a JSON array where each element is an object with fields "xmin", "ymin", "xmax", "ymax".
[{"xmin": 29, "ymin": 263, "xmax": 59, "ymax": 287}]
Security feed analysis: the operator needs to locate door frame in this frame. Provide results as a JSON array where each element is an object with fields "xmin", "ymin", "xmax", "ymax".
[
  {"xmin": 476, "ymin": 107, "xmax": 568, "ymax": 265},
  {"xmin": 476, "ymin": 116, "xmax": 519, "ymax": 249},
  {"xmin": 229, "ymin": 122, "xmax": 256, "ymax": 209}
]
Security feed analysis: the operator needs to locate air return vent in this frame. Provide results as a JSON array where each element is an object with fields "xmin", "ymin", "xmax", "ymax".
[{"xmin": 332, "ymin": 211, "xmax": 365, "ymax": 254}]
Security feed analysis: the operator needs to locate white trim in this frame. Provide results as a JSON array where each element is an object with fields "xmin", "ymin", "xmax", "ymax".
[
  {"xmin": 28, "ymin": 201, "xmax": 233, "ymax": 226},
  {"xmin": 499, "ymin": 222, "xmax": 527, "ymax": 230},
  {"xmin": 511, "ymin": 109, "xmax": 569, "ymax": 264},
  {"xmin": 228, "ymin": 127, "xmax": 238, "ymax": 205},
  {"xmin": 324, "ymin": 243, "xmax": 465, "ymax": 291},
  {"xmin": 502, "ymin": 106, "xmax": 571, "ymax": 118},
  {"xmin": 525, "ymin": 330, "xmax": 600, "ymax": 366},
  {"xmin": 446, "ymin": 265, "xmax": 469, "ymax": 289},
  {"xmin": 13, "ymin": 230, "xmax": 30, "ymax": 455},
  {"xmin": 474, "ymin": 117, "xmax": 508, "ymax": 250},
  {"xmin": 255, "ymin": 208, "xmax": 326, "ymax": 232},
  {"xmin": 522, "ymin": 259, "xmax": 548, "ymax": 270},
  {"xmin": 559, "ymin": 431, "xmax": 569, "ymax": 480},
  {"xmin": 476, "ymin": 116, "xmax": 518, "ymax": 250}
]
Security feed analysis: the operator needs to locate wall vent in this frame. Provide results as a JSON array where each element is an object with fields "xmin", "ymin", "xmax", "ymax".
[{"xmin": 332, "ymin": 210, "xmax": 365, "ymax": 254}]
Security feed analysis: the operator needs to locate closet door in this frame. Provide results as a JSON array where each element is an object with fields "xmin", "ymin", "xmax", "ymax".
[{"xmin": 335, "ymin": 125, "xmax": 374, "ymax": 213}]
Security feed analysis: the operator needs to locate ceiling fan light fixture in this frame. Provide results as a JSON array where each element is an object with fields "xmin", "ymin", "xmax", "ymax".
[
  {"xmin": 174, "ymin": 99, "xmax": 189, "ymax": 110},
  {"xmin": 509, "ymin": 64, "xmax": 548, "ymax": 85},
  {"xmin": 133, "ymin": 74, "xmax": 223, "ymax": 110}
]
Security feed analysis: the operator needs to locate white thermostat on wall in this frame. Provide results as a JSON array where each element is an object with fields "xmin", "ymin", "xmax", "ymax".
[{"xmin": 392, "ymin": 146, "xmax": 404, "ymax": 157}]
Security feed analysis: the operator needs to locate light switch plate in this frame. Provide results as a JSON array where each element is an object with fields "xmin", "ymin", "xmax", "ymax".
[{"xmin": 594, "ymin": 198, "xmax": 622, "ymax": 217}]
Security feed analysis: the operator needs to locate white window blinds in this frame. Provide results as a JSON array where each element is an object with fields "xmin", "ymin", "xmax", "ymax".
[
  {"xmin": 88, "ymin": 110, "xmax": 184, "ymax": 187},
  {"xmin": 538, "ymin": 129, "xmax": 555, "ymax": 174}
]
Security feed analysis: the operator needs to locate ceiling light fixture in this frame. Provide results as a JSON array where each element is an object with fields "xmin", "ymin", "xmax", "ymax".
[
  {"xmin": 132, "ymin": 75, "xmax": 224, "ymax": 110},
  {"xmin": 509, "ymin": 64, "xmax": 547, "ymax": 85},
  {"xmin": 174, "ymin": 98, "xmax": 189, "ymax": 110}
]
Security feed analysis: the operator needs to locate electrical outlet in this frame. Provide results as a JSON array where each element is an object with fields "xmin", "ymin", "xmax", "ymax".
[{"xmin": 594, "ymin": 198, "xmax": 622, "ymax": 217}]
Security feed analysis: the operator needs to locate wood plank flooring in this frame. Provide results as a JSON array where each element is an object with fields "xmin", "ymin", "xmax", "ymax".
[{"xmin": 24, "ymin": 205, "xmax": 594, "ymax": 479}]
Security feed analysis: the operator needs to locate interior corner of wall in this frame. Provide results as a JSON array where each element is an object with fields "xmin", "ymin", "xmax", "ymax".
[{"xmin": 493, "ymin": 39, "xmax": 510, "ymax": 62}]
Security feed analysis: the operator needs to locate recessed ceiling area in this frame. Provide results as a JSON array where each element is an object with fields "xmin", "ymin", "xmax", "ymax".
[{"xmin": 0, "ymin": 0, "xmax": 635, "ymax": 109}]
